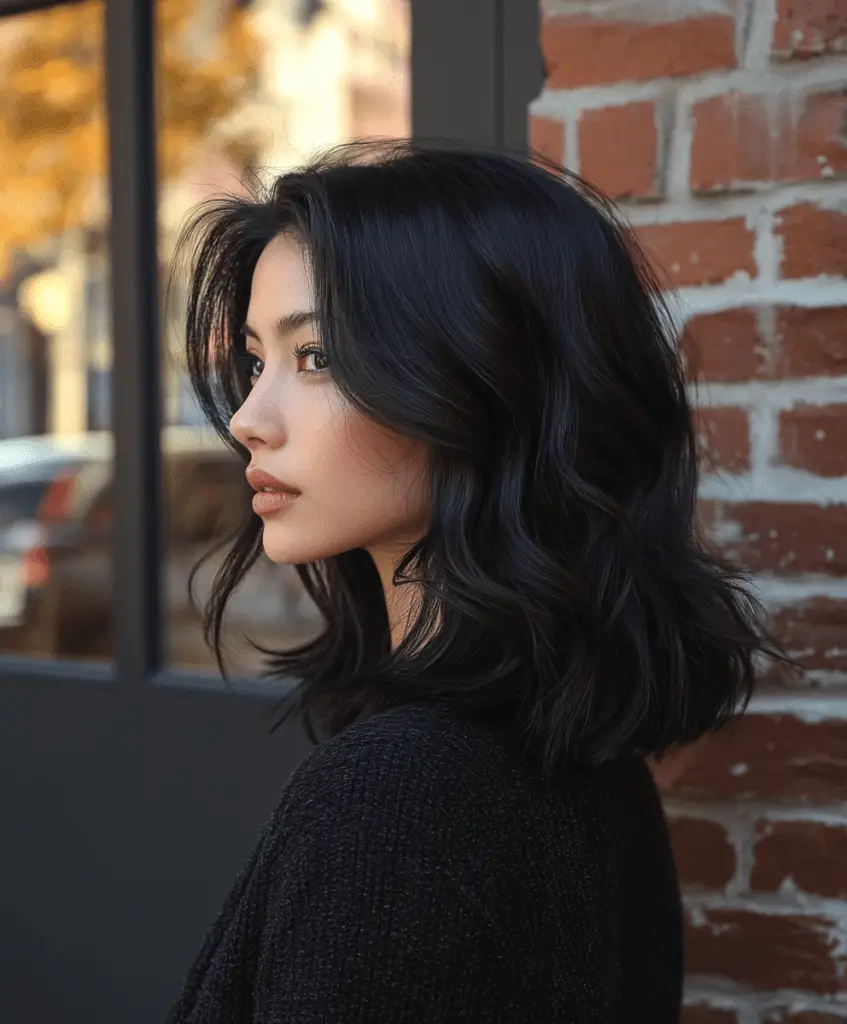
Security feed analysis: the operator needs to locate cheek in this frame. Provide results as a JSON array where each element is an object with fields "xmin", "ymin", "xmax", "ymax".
[
  {"xmin": 311, "ymin": 417, "xmax": 428, "ymax": 533},
  {"xmin": 344, "ymin": 422, "xmax": 427, "ymax": 512}
]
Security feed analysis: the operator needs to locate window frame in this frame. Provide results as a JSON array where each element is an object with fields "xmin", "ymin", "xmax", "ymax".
[{"xmin": 0, "ymin": 0, "xmax": 541, "ymax": 695}]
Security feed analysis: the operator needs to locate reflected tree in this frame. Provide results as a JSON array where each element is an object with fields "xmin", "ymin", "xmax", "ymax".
[{"xmin": 0, "ymin": 0, "xmax": 262, "ymax": 278}]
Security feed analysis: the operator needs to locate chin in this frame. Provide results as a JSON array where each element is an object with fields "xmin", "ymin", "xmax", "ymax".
[
  {"xmin": 261, "ymin": 530, "xmax": 308, "ymax": 565},
  {"xmin": 260, "ymin": 522, "xmax": 346, "ymax": 566}
]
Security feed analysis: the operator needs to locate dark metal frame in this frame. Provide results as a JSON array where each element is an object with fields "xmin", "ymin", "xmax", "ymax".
[
  {"xmin": 0, "ymin": 0, "xmax": 542, "ymax": 698},
  {"xmin": 105, "ymin": 0, "xmax": 163, "ymax": 686}
]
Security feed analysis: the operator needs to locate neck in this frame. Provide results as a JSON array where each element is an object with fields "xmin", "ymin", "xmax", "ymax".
[{"xmin": 366, "ymin": 543, "xmax": 425, "ymax": 651}]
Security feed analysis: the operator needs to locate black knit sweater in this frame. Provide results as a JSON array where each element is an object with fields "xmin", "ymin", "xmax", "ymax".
[{"xmin": 166, "ymin": 700, "xmax": 683, "ymax": 1022}]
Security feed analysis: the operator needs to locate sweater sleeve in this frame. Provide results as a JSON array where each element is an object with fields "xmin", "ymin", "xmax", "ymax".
[{"xmin": 251, "ymin": 738, "xmax": 524, "ymax": 1023}]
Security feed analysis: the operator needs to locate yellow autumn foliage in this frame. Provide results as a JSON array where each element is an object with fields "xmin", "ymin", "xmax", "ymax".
[{"xmin": 0, "ymin": 0, "xmax": 262, "ymax": 280}]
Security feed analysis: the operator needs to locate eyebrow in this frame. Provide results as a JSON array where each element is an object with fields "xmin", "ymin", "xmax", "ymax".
[{"xmin": 242, "ymin": 310, "xmax": 318, "ymax": 340}]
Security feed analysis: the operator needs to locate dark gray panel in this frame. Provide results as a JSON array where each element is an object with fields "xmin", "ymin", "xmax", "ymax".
[
  {"xmin": 500, "ymin": 0, "xmax": 545, "ymax": 150},
  {"xmin": 412, "ymin": 0, "xmax": 498, "ymax": 146},
  {"xmin": 0, "ymin": 677, "xmax": 315, "ymax": 1023}
]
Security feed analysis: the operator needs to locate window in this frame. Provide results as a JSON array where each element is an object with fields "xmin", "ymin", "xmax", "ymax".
[
  {"xmin": 159, "ymin": 0, "xmax": 411, "ymax": 676},
  {"xmin": 0, "ymin": 0, "xmax": 114, "ymax": 661},
  {"xmin": 0, "ymin": 0, "xmax": 538, "ymax": 689}
]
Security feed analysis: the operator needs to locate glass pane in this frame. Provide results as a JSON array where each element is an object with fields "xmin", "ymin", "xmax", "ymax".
[
  {"xmin": 160, "ymin": 0, "xmax": 411, "ymax": 676},
  {"xmin": 0, "ymin": 1, "xmax": 114, "ymax": 662}
]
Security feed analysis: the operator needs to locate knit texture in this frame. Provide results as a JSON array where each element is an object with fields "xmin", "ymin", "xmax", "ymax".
[{"xmin": 166, "ymin": 700, "xmax": 683, "ymax": 1022}]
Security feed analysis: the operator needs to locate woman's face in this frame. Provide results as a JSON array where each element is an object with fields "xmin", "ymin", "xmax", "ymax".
[{"xmin": 229, "ymin": 233, "xmax": 429, "ymax": 575}]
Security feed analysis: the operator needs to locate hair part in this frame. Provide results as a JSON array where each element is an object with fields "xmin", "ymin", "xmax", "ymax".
[{"xmin": 171, "ymin": 139, "xmax": 797, "ymax": 780}]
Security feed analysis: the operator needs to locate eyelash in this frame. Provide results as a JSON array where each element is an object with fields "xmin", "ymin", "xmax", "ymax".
[
  {"xmin": 292, "ymin": 343, "xmax": 331, "ymax": 376},
  {"xmin": 238, "ymin": 343, "xmax": 330, "ymax": 383}
]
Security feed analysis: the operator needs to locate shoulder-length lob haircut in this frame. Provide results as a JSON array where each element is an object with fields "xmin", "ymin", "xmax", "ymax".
[{"xmin": 173, "ymin": 139, "xmax": 793, "ymax": 778}]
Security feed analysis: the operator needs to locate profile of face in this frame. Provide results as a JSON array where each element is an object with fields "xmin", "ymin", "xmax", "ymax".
[{"xmin": 229, "ymin": 233, "xmax": 429, "ymax": 587}]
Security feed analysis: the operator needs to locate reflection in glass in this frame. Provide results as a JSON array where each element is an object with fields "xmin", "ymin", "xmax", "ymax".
[
  {"xmin": 160, "ymin": 0, "xmax": 411, "ymax": 676},
  {"xmin": 0, "ymin": 2, "xmax": 114, "ymax": 660}
]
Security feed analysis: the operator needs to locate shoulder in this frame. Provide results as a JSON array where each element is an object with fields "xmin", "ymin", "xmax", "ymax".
[
  {"xmin": 281, "ymin": 701, "xmax": 494, "ymax": 815},
  {"xmin": 241, "ymin": 706, "xmax": 522, "ymax": 1023},
  {"xmin": 281, "ymin": 699, "xmax": 642, "ymax": 821},
  {"xmin": 262, "ymin": 702, "xmax": 515, "ymax": 866},
  {"xmin": 304, "ymin": 698, "xmax": 499, "ymax": 770},
  {"xmin": 248, "ymin": 702, "xmax": 513, "ymax": 915},
  {"xmin": 254, "ymin": 701, "xmax": 654, "ymax": 931},
  {"xmin": 270, "ymin": 701, "xmax": 635, "ymax": 860}
]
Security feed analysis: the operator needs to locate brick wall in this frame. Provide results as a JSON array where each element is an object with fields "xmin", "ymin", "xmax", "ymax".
[{"xmin": 532, "ymin": 1, "xmax": 847, "ymax": 1019}]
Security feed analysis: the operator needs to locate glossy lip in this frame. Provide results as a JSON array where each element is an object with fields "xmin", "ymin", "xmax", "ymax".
[
  {"xmin": 252, "ymin": 490, "xmax": 299, "ymax": 517},
  {"xmin": 245, "ymin": 467, "xmax": 302, "ymax": 495}
]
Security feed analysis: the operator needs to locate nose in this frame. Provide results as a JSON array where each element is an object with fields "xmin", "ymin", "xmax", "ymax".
[{"xmin": 229, "ymin": 389, "xmax": 286, "ymax": 452}]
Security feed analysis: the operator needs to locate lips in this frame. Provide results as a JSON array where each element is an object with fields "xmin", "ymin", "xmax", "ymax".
[
  {"xmin": 245, "ymin": 467, "xmax": 302, "ymax": 495},
  {"xmin": 251, "ymin": 489, "xmax": 299, "ymax": 517}
]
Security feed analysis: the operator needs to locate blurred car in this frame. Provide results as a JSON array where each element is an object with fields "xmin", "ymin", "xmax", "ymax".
[
  {"xmin": 0, "ymin": 432, "xmax": 108, "ymax": 633},
  {"xmin": 2, "ymin": 426, "xmax": 320, "ymax": 669}
]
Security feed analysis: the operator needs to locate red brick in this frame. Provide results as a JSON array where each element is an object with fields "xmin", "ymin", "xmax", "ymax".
[
  {"xmin": 691, "ymin": 89, "xmax": 847, "ymax": 192},
  {"xmin": 771, "ymin": 598, "xmax": 847, "ymax": 671},
  {"xmin": 670, "ymin": 714, "xmax": 847, "ymax": 803},
  {"xmin": 752, "ymin": 820, "xmax": 847, "ymax": 898},
  {"xmin": 700, "ymin": 499, "xmax": 847, "ymax": 575},
  {"xmin": 772, "ymin": 0, "xmax": 847, "ymax": 59},
  {"xmin": 681, "ymin": 308, "xmax": 767, "ymax": 382},
  {"xmin": 636, "ymin": 219, "xmax": 755, "ymax": 288},
  {"xmin": 682, "ymin": 1007, "xmax": 739, "ymax": 1024},
  {"xmin": 779, "ymin": 405, "xmax": 847, "ymax": 477},
  {"xmin": 579, "ymin": 101, "xmax": 661, "ymax": 200},
  {"xmin": 695, "ymin": 407, "xmax": 751, "ymax": 473},
  {"xmin": 668, "ymin": 817, "xmax": 735, "ymax": 889},
  {"xmin": 529, "ymin": 115, "xmax": 565, "ymax": 167},
  {"xmin": 776, "ymin": 203, "xmax": 847, "ymax": 279},
  {"xmin": 541, "ymin": 14, "xmax": 736, "ymax": 89},
  {"xmin": 682, "ymin": 306, "xmax": 847, "ymax": 381},
  {"xmin": 775, "ymin": 306, "xmax": 847, "ymax": 377},
  {"xmin": 685, "ymin": 906, "xmax": 844, "ymax": 993}
]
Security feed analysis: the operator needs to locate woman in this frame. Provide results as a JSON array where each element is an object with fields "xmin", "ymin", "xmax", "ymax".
[{"xmin": 166, "ymin": 141, "xmax": 789, "ymax": 1022}]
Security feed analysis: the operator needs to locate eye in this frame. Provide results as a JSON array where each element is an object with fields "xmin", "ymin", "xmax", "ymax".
[
  {"xmin": 237, "ymin": 352, "xmax": 264, "ymax": 385},
  {"xmin": 292, "ymin": 343, "xmax": 331, "ymax": 376}
]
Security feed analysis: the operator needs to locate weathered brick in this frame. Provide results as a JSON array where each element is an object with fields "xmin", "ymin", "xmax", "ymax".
[
  {"xmin": 695, "ymin": 407, "xmax": 751, "ymax": 474},
  {"xmin": 529, "ymin": 115, "xmax": 565, "ymax": 167},
  {"xmin": 669, "ymin": 714, "xmax": 847, "ymax": 804},
  {"xmin": 771, "ymin": 598, "xmax": 847, "ymax": 671},
  {"xmin": 699, "ymin": 500, "xmax": 847, "ymax": 576},
  {"xmin": 681, "ymin": 306, "xmax": 847, "ymax": 381},
  {"xmin": 681, "ymin": 308, "xmax": 767, "ymax": 382},
  {"xmin": 691, "ymin": 89, "xmax": 847, "ymax": 192},
  {"xmin": 541, "ymin": 13, "xmax": 736, "ymax": 88},
  {"xmin": 775, "ymin": 306, "xmax": 847, "ymax": 377},
  {"xmin": 668, "ymin": 817, "xmax": 736, "ymax": 889},
  {"xmin": 752, "ymin": 820, "xmax": 847, "ymax": 899},
  {"xmin": 772, "ymin": 0, "xmax": 847, "ymax": 59},
  {"xmin": 776, "ymin": 203, "xmax": 847, "ymax": 279},
  {"xmin": 636, "ymin": 219, "xmax": 756, "ymax": 287},
  {"xmin": 778, "ymin": 405, "xmax": 847, "ymax": 477},
  {"xmin": 578, "ymin": 101, "xmax": 661, "ymax": 200},
  {"xmin": 685, "ymin": 907, "xmax": 844, "ymax": 993}
]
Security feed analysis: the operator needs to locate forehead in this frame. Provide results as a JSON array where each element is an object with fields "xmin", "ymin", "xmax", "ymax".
[{"xmin": 248, "ymin": 234, "xmax": 313, "ymax": 316}]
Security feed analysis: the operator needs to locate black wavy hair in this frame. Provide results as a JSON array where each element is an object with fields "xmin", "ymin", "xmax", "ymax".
[{"xmin": 171, "ymin": 139, "xmax": 794, "ymax": 779}]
